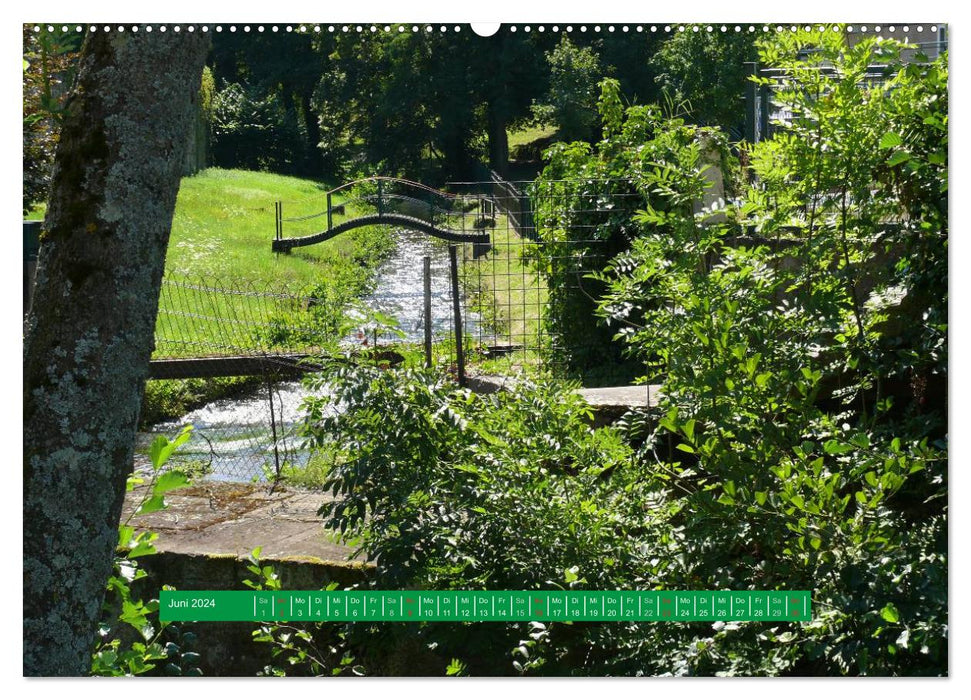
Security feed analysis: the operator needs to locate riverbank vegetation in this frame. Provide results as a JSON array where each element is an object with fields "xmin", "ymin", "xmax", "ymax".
[
  {"xmin": 262, "ymin": 30, "xmax": 947, "ymax": 677},
  {"xmin": 140, "ymin": 168, "xmax": 396, "ymax": 425},
  {"xmin": 23, "ymin": 23, "xmax": 947, "ymax": 678}
]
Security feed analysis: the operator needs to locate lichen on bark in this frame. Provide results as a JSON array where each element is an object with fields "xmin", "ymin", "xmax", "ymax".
[{"xmin": 23, "ymin": 27, "xmax": 209, "ymax": 676}]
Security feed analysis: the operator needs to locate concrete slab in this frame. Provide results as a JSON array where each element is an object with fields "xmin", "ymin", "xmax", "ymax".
[
  {"xmin": 468, "ymin": 374, "xmax": 663, "ymax": 425},
  {"xmin": 576, "ymin": 384, "xmax": 663, "ymax": 409},
  {"xmin": 125, "ymin": 379, "xmax": 662, "ymax": 568},
  {"xmin": 466, "ymin": 374, "xmax": 520, "ymax": 394},
  {"xmin": 577, "ymin": 384, "xmax": 663, "ymax": 426},
  {"xmin": 122, "ymin": 481, "xmax": 366, "ymax": 565}
]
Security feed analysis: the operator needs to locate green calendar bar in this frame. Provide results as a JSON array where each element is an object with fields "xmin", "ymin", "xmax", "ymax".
[{"xmin": 160, "ymin": 590, "xmax": 811, "ymax": 622}]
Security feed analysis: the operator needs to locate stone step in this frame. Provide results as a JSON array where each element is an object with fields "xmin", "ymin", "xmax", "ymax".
[
  {"xmin": 123, "ymin": 481, "xmax": 366, "ymax": 567},
  {"xmin": 468, "ymin": 374, "xmax": 663, "ymax": 426}
]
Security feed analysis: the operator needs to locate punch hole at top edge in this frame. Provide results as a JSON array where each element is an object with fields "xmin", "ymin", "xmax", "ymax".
[{"xmin": 471, "ymin": 23, "xmax": 500, "ymax": 37}]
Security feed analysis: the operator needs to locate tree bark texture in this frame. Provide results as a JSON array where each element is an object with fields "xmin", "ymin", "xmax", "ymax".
[
  {"xmin": 487, "ymin": 101, "xmax": 509, "ymax": 177},
  {"xmin": 301, "ymin": 92, "xmax": 324, "ymax": 174},
  {"xmin": 23, "ymin": 28, "xmax": 208, "ymax": 676}
]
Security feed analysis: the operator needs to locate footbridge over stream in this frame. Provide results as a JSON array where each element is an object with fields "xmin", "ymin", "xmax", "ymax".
[
  {"xmin": 150, "ymin": 176, "xmax": 535, "ymax": 384},
  {"xmin": 133, "ymin": 175, "xmax": 657, "ymax": 481},
  {"xmin": 270, "ymin": 176, "xmax": 495, "ymax": 254}
]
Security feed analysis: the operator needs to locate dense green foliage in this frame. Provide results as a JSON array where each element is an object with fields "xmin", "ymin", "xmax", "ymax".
[
  {"xmin": 308, "ymin": 28, "xmax": 667, "ymax": 181},
  {"xmin": 532, "ymin": 78, "xmax": 737, "ymax": 382},
  {"xmin": 311, "ymin": 29, "xmax": 553, "ymax": 181},
  {"xmin": 262, "ymin": 30, "xmax": 947, "ymax": 677},
  {"xmin": 282, "ymin": 365, "xmax": 657, "ymax": 675},
  {"xmin": 210, "ymin": 82, "xmax": 305, "ymax": 173},
  {"xmin": 592, "ymin": 31, "xmax": 947, "ymax": 674},
  {"xmin": 208, "ymin": 32, "xmax": 324, "ymax": 176},
  {"xmin": 305, "ymin": 366, "xmax": 635, "ymax": 591},
  {"xmin": 651, "ymin": 29, "xmax": 758, "ymax": 135},
  {"xmin": 23, "ymin": 25, "xmax": 752, "ymax": 202}
]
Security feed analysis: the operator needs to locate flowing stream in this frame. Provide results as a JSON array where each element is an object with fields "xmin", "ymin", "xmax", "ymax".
[
  {"xmin": 137, "ymin": 229, "xmax": 478, "ymax": 482},
  {"xmin": 358, "ymin": 228, "xmax": 479, "ymax": 341}
]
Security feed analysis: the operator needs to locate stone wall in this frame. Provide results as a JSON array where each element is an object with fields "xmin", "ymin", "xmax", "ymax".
[{"xmin": 134, "ymin": 551, "xmax": 372, "ymax": 676}]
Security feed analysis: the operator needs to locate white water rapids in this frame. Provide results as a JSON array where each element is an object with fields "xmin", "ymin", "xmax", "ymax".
[{"xmin": 137, "ymin": 229, "xmax": 479, "ymax": 482}]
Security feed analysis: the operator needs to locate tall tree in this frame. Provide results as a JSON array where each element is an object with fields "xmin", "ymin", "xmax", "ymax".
[
  {"xmin": 23, "ymin": 27, "xmax": 208, "ymax": 676},
  {"xmin": 532, "ymin": 37, "xmax": 604, "ymax": 143},
  {"xmin": 469, "ymin": 30, "xmax": 551, "ymax": 176},
  {"xmin": 209, "ymin": 31, "xmax": 324, "ymax": 175},
  {"xmin": 651, "ymin": 30, "xmax": 758, "ymax": 135}
]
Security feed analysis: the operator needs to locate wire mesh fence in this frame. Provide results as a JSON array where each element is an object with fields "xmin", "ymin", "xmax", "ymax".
[
  {"xmin": 154, "ymin": 276, "xmax": 338, "ymax": 360},
  {"xmin": 142, "ymin": 177, "xmax": 655, "ymax": 482},
  {"xmin": 455, "ymin": 177, "xmax": 653, "ymax": 383},
  {"xmin": 144, "ymin": 263, "xmax": 468, "ymax": 483},
  {"xmin": 145, "ymin": 276, "xmax": 342, "ymax": 483}
]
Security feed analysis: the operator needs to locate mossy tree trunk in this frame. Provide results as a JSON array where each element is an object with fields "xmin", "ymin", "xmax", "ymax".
[
  {"xmin": 23, "ymin": 28, "xmax": 208, "ymax": 676},
  {"xmin": 487, "ymin": 101, "xmax": 509, "ymax": 177}
]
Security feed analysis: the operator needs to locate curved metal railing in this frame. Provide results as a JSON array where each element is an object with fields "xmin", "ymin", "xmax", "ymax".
[{"xmin": 272, "ymin": 176, "xmax": 496, "ymax": 251}]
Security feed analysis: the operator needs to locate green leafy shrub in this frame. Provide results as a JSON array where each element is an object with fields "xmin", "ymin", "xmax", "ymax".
[
  {"xmin": 591, "ymin": 29, "xmax": 947, "ymax": 675},
  {"xmin": 650, "ymin": 29, "xmax": 758, "ymax": 135},
  {"xmin": 303, "ymin": 366, "xmax": 631, "ymax": 585},
  {"xmin": 244, "ymin": 548, "xmax": 365, "ymax": 677},
  {"xmin": 531, "ymin": 77, "xmax": 739, "ymax": 382},
  {"xmin": 93, "ymin": 428, "xmax": 203, "ymax": 676},
  {"xmin": 296, "ymin": 363, "xmax": 677, "ymax": 674}
]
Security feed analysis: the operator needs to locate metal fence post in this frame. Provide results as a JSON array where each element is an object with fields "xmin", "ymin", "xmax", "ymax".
[
  {"xmin": 327, "ymin": 192, "xmax": 333, "ymax": 231},
  {"xmin": 423, "ymin": 255, "xmax": 433, "ymax": 368},
  {"xmin": 265, "ymin": 368, "xmax": 282, "ymax": 492},
  {"xmin": 744, "ymin": 61, "xmax": 758, "ymax": 143},
  {"xmin": 448, "ymin": 245, "xmax": 466, "ymax": 387}
]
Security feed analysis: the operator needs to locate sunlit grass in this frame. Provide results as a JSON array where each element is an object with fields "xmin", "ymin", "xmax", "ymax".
[
  {"xmin": 25, "ymin": 203, "xmax": 45, "ymax": 221},
  {"xmin": 460, "ymin": 213, "xmax": 548, "ymax": 378},
  {"xmin": 167, "ymin": 168, "xmax": 383, "ymax": 284},
  {"xmin": 157, "ymin": 168, "xmax": 394, "ymax": 358},
  {"xmin": 507, "ymin": 124, "xmax": 559, "ymax": 150}
]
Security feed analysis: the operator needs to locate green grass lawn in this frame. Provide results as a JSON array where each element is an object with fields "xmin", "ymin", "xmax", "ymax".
[
  {"xmin": 507, "ymin": 124, "xmax": 559, "ymax": 150},
  {"xmin": 459, "ymin": 214, "xmax": 549, "ymax": 377},
  {"xmin": 25, "ymin": 204, "xmax": 45, "ymax": 220},
  {"xmin": 166, "ymin": 168, "xmax": 382, "ymax": 283},
  {"xmin": 29, "ymin": 168, "xmax": 390, "ymax": 287},
  {"xmin": 151, "ymin": 168, "xmax": 395, "ymax": 359}
]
